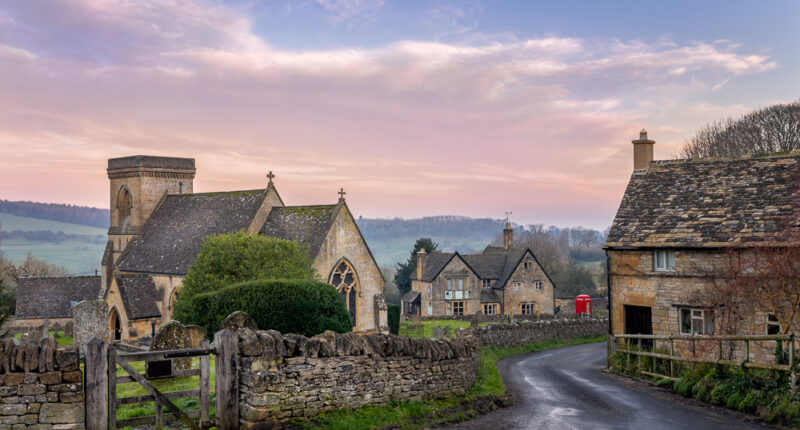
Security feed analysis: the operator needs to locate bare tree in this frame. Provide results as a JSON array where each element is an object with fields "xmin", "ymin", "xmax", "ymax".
[{"xmin": 679, "ymin": 101, "xmax": 800, "ymax": 159}]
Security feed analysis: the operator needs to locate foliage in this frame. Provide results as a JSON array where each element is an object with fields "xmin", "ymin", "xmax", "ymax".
[
  {"xmin": 0, "ymin": 277, "xmax": 14, "ymax": 332},
  {"xmin": 393, "ymin": 238, "xmax": 438, "ymax": 295},
  {"xmin": 387, "ymin": 304, "xmax": 400, "ymax": 335},
  {"xmin": 175, "ymin": 232, "xmax": 317, "ymax": 310},
  {"xmin": 175, "ymin": 278, "xmax": 352, "ymax": 337},
  {"xmin": 557, "ymin": 260, "xmax": 598, "ymax": 298},
  {"xmin": 679, "ymin": 101, "xmax": 800, "ymax": 159}
]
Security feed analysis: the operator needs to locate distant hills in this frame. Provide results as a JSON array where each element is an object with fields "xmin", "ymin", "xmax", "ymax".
[{"xmin": 0, "ymin": 200, "xmax": 108, "ymax": 228}]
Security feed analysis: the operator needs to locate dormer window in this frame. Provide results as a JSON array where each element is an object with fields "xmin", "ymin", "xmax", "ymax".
[
  {"xmin": 654, "ymin": 250, "xmax": 676, "ymax": 272},
  {"xmin": 482, "ymin": 280, "xmax": 491, "ymax": 289}
]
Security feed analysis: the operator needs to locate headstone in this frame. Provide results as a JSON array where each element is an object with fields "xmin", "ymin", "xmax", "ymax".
[
  {"xmin": 150, "ymin": 320, "xmax": 193, "ymax": 372},
  {"xmin": 432, "ymin": 326, "xmax": 444, "ymax": 339},
  {"xmin": 73, "ymin": 300, "xmax": 108, "ymax": 350},
  {"xmin": 471, "ymin": 313, "xmax": 480, "ymax": 328},
  {"xmin": 412, "ymin": 314, "xmax": 421, "ymax": 326},
  {"xmin": 41, "ymin": 319, "xmax": 50, "ymax": 340},
  {"xmin": 63, "ymin": 321, "xmax": 74, "ymax": 338},
  {"xmin": 220, "ymin": 311, "xmax": 258, "ymax": 332}
]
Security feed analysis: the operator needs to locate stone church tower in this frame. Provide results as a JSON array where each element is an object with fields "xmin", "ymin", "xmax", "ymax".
[{"xmin": 101, "ymin": 156, "xmax": 196, "ymax": 289}]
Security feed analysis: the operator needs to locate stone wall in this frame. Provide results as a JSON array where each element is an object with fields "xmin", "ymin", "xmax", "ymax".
[
  {"xmin": 236, "ymin": 328, "xmax": 479, "ymax": 428},
  {"xmin": 462, "ymin": 318, "xmax": 608, "ymax": 347},
  {"xmin": 0, "ymin": 338, "xmax": 83, "ymax": 429},
  {"xmin": 72, "ymin": 300, "xmax": 107, "ymax": 350}
]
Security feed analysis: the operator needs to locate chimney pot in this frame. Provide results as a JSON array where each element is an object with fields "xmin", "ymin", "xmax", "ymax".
[
  {"xmin": 416, "ymin": 249, "xmax": 427, "ymax": 280},
  {"xmin": 632, "ymin": 129, "xmax": 655, "ymax": 170},
  {"xmin": 503, "ymin": 222, "xmax": 514, "ymax": 250}
]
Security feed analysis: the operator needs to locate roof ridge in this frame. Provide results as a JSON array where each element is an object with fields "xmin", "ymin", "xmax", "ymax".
[
  {"xmin": 20, "ymin": 275, "xmax": 100, "ymax": 280},
  {"xmin": 170, "ymin": 189, "xmax": 266, "ymax": 197},
  {"xmin": 650, "ymin": 150, "xmax": 800, "ymax": 166}
]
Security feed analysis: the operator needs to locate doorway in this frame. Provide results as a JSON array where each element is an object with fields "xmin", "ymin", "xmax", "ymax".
[{"xmin": 624, "ymin": 304, "xmax": 652, "ymax": 347}]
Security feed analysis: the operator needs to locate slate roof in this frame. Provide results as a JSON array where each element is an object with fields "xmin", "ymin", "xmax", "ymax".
[
  {"xmin": 402, "ymin": 290, "xmax": 420, "ymax": 304},
  {"xmin": 605, "ymin": 153, "xmax": 800, "ymax": 248},
  {"xmin": 410, "ymin": 252, "xmax": 456, "ymax": 282},
  {"xmin": 116, "ymin": 190, "xmax": 267, "ymax": 275},
  {"xmin": 259, "ymin": 205, "xmax": 338, "ymax": 258},
  {"xmin": 15, "ymin": 276, "xmax": 101, "ymax": 319},
  {"xmin": 115, "ymin": 275, "xmax": 162, "ymax": 320},
  {"xmin": 480, "ymin": 288, "xmax": 502, "ymax": 303}
]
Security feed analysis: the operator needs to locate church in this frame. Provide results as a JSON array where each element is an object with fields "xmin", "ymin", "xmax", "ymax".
[{"xmin": 101, "ymin": 155, "xmax": 387, "ymax": 342}]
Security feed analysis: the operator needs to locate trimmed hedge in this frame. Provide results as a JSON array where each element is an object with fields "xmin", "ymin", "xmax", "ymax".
[
  {"xmin": 176, "ymin": 278, "xmax": 352, "ymax": 337},
  {"xmin": 387, "ymin": 304, "xmax": 400, "ymax": 335}
]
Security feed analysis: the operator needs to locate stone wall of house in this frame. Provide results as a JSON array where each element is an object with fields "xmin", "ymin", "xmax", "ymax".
[
  {"xmin": 72, "ymin": 300, "xmax": 107, "ymax": 350},
  {"xmin": 237, "ymin": 328, "xmax": 479, "ymax": 428},
  {"xmin": 462, "ymin": 318, "xmax": 608, "ymax": 347},
  {"xmin": 502, "ymin": 254, "xmax": 555, "ymax": 317},
  {"xmin": 0, "ymin": 338, "xmax": 83, "ymax": 429}
]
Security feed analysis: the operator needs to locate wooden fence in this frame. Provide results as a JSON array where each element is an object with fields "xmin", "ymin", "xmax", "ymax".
[{"xmin": 609, "ymin": 333, "xmax": 796, "ymax": 380}]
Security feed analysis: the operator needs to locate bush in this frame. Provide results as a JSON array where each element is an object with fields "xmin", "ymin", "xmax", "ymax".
[
  {"xmin": 387, "ymin": 304, "xmax": 400, "ymax": 335},
  {"xmin": 175, "ymin": 279, "xmax": 352, "ymax": 337}
]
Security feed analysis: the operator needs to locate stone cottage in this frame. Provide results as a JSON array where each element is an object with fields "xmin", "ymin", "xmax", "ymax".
[
  {"xmin": 605, "ymin": 130, "xmax": 800, "ymax": 346},
  {"xmin": 12, "ymin": 275, "xmax": 101, "ymax": 332},
  {"xmin": 403, "ymin": 223, "xmax": 556, "ymax": 318},
  {"xmin": 101, "ymin": 155, "xmax": 386, "ymax": 342}
]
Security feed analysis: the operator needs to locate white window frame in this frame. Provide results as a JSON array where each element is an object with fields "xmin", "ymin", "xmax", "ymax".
[
  {"xmin": 521, "ymin": 303, "xmax": 535, "ymax": 315},
  {"xmin": 513, "ymin": 282, "xmax": 522, "ymax": 292},
  {"xmin": 483, "ymin": 303, "xmax": 498, "ymax": 315},
  {"xmin": 654, "ymin": 250, "xmax": 676, "ymax": 272},
  {"xmin": 680, "ymin": 307, "xmax": 713, "ymax": 335},
  {"xmin": 534, "ymin": 281, "xmax": 543, "ymax": 290},
  {"xmin": 483, "ymin": 280, "xmax": 491, "ymax": 289},
  {"xmin": 427, "ymin": 285, "xmax": 431, "ymax": 298},
  {"xmin": 427, "ymin": 305, "xmax": 432, "ymax": 315}
]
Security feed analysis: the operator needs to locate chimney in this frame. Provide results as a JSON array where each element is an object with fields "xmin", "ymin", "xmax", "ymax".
[
  {"xmin": 632, "ymin": 129, "xmax": 655, "ymax": 170},
  {"xmin": 416, "ymin": 249, "xmax": 427, "ymax": 280},
  {"xmin": 503, "ymin": 222, "xmax": 513, "ymax": 250}
]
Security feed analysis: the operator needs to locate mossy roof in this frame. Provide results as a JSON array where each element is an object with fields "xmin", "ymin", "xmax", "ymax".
[{"xmin": 259, "ymin": 205, "xmax": 338, "ymax": 258}]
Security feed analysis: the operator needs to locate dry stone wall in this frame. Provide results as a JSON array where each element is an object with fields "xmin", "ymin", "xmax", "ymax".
[
  {"xmin": 237, "ymin": 329, "xmax": 479, "ymax": 428},
  {"xmin": 0, "ymin": 337, "xmax": 83, "ymax": 429},
  {"xmin": 463, "ymin": 318, "xmax": 608, "ymax": 347}
]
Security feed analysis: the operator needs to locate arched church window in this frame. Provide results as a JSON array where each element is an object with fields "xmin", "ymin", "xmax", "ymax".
[
  {"xmin": 117, "ymin": 186, "xmax": 133, "ymax": 230},
  {"xmin": 329, "ymin": 260, "xmax": 358, "ymax": 327}
]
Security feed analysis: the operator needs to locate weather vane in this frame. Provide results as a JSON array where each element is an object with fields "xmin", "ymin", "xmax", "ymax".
[{"xmin": 505, "ymin": 211, "xmax": 512, "ymax": 223}]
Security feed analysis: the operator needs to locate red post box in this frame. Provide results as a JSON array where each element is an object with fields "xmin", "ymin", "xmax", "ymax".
[{"xmin": 575, "ymin": 294, "xmax": 592, "ymax": 316}]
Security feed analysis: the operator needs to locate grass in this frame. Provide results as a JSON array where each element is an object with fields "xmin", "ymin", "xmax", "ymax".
[
  {"xmin": 292, "ymin": 334, "xmax": 607, "ymax": 430},
  {"xmin": 399, "ymin": 319, "xmax": 472, "ymax": 338},
  {"xmin": 15, "ymin": 330, "xmax": 73, "ymax": 346}
]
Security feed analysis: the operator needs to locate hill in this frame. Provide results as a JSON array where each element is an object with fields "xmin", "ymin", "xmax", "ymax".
[{"xmin": 0, "ymin": 200, "xmax": 109, "ymax": 229}]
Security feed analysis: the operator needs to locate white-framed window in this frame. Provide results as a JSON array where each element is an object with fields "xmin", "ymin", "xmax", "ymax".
[
  {"xmin": 427, "ymin": 305, "xmax": 432, "ymax": 315},
  {"xmin": 654, "ymin": 250, "xmax": 676, "ymax": 272},
  {"xmin": 767, "ymin": 314, "xmax": 781, "ymax": 335},
  {"xmin": 680, "ymin": 308, "xmax": 713, "ymax": 335},
  {"xmin": 483, "ymin": 303, "xmax": 498, "ymax": 315},
  {"xmin": 521, "ymin": 303, "xmax": 535, "ymax": 315},
  {"xmin": 447, "ymin": 278, "xmax": 466, "ymax": 299},
  {"xmin": 447, "ymin": 301, "xmax": 465, "ymax": 316},
  {"xmin": 513, "ymin": 282, "xmax": 522, "ymax": 292},
  {"xmin": 483, "ymin": 280, "xmax": 491, "ymax": 289},
  {"xmin": 534, "ymin": 281, "xmax": 543, "ymax": 290},
  {"xmin": 427, "ymin": 285, "xmax": 431, "ymax": 298},
  {"xmin": 524, "ymin": 261, "xmax": 533, "ymax": 270}
]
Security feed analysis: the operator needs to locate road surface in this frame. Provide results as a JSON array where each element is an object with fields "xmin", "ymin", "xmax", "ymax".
[{"xmin": 444, "ymin": 342, "xmax": 773, "ymax": 430}]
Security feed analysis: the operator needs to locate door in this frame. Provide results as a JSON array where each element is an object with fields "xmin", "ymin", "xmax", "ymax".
[{"xmin": 624, "ymin": 305, "xmax": 652, "ymax": 348}]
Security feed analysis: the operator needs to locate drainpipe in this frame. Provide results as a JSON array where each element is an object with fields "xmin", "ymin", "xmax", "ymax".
[{"xmin": 606, "ymin": 249, "xmax": 612, "ymax": 335}]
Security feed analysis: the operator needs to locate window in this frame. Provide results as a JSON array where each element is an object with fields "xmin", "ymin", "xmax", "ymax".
[
  {"xmin": 427, "ymin": 286, "xmax": 431, "ymax": 298},
  {"xmin": 534, "ymin": 281, "xmax": 543, "ymax": 290},
  {"xmin": 513, "ymin": 282, "xmax": 522, "ymax": 292},
  {"xmin": 330, "ymin": 260, "xmax": 359, "ymax": 327},
  {"xmin": 483, "ymin": 303, "xmax": 498, "ymax": 315},
  {"xmin": 521, "ymin": 303, "xmax": 535, "ymax": 315},
  {"xmin": 447, "ymin": 301, "xmax": 465, "ymax": 316},
  {"xmin": 680, "ymin": 308, "xmax": 713, "ymax": 335},
  {"xmin": 483, "ymin": 280, "xmax": 491, "ymax": 289},
  {"xmin": 427, "ymin": 305, "xmax": 432, "ymax": 315},
  {"xmin": 767, "ymin": 314, "xmax": 781, "ymax": 335},
  {"xmin": 524, "ymin": 261, "xmax": 532, "ymax": 270},
  {"xmin": 446, "ymin": 278, "xmax": 467, "ymax": 299},
  {"xmin": 654, "ymin": 250, "xmax": 676, "ymax": 271}
]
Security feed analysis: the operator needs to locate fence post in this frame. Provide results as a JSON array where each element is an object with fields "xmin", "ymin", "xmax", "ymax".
[
  {"xmin": 790, "ymin": 333, "xmax": 795, "ymax": 369},
  {"xmin": 215, "ymin": 329, "xmax": 239, "ymax": 430},
  {"xmin": 85, "ymin": 338, "xmax": 108, "ymax": 430}
]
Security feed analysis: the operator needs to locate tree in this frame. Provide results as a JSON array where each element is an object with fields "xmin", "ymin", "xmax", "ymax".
[
  {"xmin": 393, "ymin": 238, "xmax": 438, "ymax": 295},
  {"xmin": 176, "ymin": 278, "xmax": 352, "ymax": 337},
  {"xmin": 556, "ymin": 261, "xmax": 598, "ymax": 298},
  {"xmin": 679, "ymin": 101, "xmax": 800, "ymax": 159},
  {"xmin": 174, "ymin": 232, "xmax": 317, "ymax": 310},
  {"xmin": 0, "ymin": 277, "xmax": 14, "ymax": 335}
]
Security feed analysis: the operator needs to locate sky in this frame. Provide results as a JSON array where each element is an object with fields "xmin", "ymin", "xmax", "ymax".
[{"xmin": 0, "ymin": 0, "xmax": 798, "ymax": 229}]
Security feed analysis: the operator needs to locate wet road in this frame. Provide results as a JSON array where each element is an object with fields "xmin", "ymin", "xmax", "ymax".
[{"xmin": 444, "ymin": 342, "xmax": 773, "ymax": 430}]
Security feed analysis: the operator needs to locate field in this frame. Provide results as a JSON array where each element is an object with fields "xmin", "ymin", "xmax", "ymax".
[{"xmin": 366, "ymin": 236, "xmax": 491, "ymax": 268}]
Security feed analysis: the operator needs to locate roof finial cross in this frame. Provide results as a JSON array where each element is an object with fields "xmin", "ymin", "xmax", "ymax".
[
  {"xmin": 505, "ymin": 211, "xmax": 512, "ymax": 223},
  {"xmin": 338, "ymin": 188, "xmax": 346, "ymax": 200},
  {"xmin": 266, "ymin": 171, "xmax": 275, "ymax": 183}
]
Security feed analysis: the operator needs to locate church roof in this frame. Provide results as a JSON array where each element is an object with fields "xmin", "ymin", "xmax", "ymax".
[
  {"xmin": 115, "ymin": 275, "xmax": 162, "ymax": 320},
  {"xmin": 259, "ymin": 204, "xmax": 338, "ymax": 258},
  {"xmin": 605, "ymin": 153, "xmax": 800, "ymax": 249},
  {"xmin": 116, "ymin": 190, "xmax": 266, "ymax": 275},
  {"xmin": 15, "ymin": 276, "xmax": 101, "ymax": 320}
]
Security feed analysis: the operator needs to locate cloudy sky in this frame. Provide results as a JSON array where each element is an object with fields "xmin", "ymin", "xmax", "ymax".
[{"xmin": 1, "ymin": 0, "xmax": 798, "ymax": 229}]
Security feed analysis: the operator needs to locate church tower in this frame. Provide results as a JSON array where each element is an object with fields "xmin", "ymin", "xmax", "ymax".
[{"xmin": 102, "ymin": 156, "xmax": 196, "ymax": 288}]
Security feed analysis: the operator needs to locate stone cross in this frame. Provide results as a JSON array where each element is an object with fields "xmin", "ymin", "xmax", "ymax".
[
  {"xmin": 267, "ymin": 171, "xmax": 275, "ymax": 183},
  {"xmin": 338, "ymin": 188, "xmax": 346, "ymax": 200}
]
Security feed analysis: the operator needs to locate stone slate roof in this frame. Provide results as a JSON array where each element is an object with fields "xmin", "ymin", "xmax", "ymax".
[
  {"xmin": 462, "ymin": 254, "xmax": 507, "ymax": 279},
  {"xmin": 115, "ymin": 275, "xmax": 162, "ymax": 320},
  {"xmin": 410, "ymin": 252, "xmax": 456, "ymax": 282},
  {"xmin": 480, "ymin": 288, "xmax": 502, "ymax": 303},
  {"xmin": 116, "ymin": 190, "xmax": 266, "ymax": 275},
  {"xmin": 15, "ymin": 276, "xmax": 101, "ymax": 319},
  {"xmin": 606, "ymin": 154, "xmax": 800, "ymax": 248},
  {"xmin": 259, "ymin": 205, "xmax": 338, "ymax": 258},
  {"xmin": 402, "ymin": 291, "xmax": 420, "ymax": 304}
]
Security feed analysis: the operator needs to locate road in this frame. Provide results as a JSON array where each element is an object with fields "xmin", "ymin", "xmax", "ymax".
[{"xmin": 444, "ymin": 342, "xmax": 773, "ymax": 430}]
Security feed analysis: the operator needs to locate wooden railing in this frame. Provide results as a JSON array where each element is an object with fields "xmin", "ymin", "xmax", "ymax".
[{"xmin": 609, "ymin": 333, "xmax": 796, "ymax": 380}]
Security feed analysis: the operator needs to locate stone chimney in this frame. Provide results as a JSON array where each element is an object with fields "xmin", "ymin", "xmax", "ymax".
[
  {"xmin": 503, "ymin": 222, "xmax": 513, "ymax": 250},
  {"xmin": 632, "ymin": 129, "xmax": 655, "ymax": 170},
  {"xmin": 416, "ymin": 249, "xmax": 427, "ymax": 280}
]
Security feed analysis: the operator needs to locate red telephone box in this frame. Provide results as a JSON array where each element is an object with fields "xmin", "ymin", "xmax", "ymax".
[{"xmin": 576, "ymin": 294, "xmax": 592, "ymax": 315}]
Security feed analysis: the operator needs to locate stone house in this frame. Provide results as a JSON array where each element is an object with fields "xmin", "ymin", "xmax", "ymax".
[
  {"xmin": 605, "ymin": 130, "xmax": 800, "ymax": 356},
  {"xmin": 403, "ymin": 223, "xmax": 556, "ymax": 318},
  {"xmin": 101, "ymin": 155, "xmax": 386, "ymax": 342},
  {"xmin": 12, "ymin": 275, "xmax": 101, "ymax": 332}
]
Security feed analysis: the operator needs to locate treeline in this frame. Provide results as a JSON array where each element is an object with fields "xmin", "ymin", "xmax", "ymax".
[
  {"xmin": 0, "ymin": 230, "xmax": 106, "ymax": 244},
  {"xmin": 357, "ymin": 216, "xmax": 502, "ymax": 240},
  {"xmin": 0, "ymin": 200, "xmax": 109, "ymax": 229}
]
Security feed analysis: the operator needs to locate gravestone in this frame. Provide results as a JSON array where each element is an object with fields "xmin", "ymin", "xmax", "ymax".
[
  {"xmin": 63, "ymin": 321, "xmax": 74, "ymax": 338},
  {"xmin": 73, "ymin": 300, "xmax": 108, "ymax": 350},
  {"xmin": 150, "ymin": 320, "xmax": 195, "ymax": 373},
  {"xmin": 432, "ymin": 326, "xmax": 445, "ymax": 339},
  {"xmin": 220, "ymin": 311, "xmax": 258, "ymax": 332},
  {"xmin": 41, "ymin": 319, "xmax": 50, "ymax": 340}
]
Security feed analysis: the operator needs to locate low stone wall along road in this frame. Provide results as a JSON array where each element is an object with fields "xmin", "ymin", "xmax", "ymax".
[{"xmin": 446, "ymin": 342, "xmax": 774, "ymax": 430}]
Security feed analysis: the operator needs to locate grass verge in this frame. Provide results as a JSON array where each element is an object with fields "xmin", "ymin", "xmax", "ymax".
[{"xmin": 291, "ymin": 334, "xmax": 607, "ymax": 430}]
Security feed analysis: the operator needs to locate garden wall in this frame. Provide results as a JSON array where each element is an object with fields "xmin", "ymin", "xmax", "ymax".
[
  {"xmin": 0, "ymin": 338, "xmax": 83, "ymax": 429},
  {"xmin": 236, "ymin": 328, "xmax": 479, "ymax": 428},
  {"xmin": 463, "ymin": 318, "xmax": 608, "ymax": 347}
]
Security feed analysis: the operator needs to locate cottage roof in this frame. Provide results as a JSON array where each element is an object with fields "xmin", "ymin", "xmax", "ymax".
[
  {"xmin": 605, "ymin": 153, "xmax": 800, "ymax": 248},
  {"xmin": 15, "ymin": 276, "xmax": 101, "ymax": 319},
  {"xmin": 116, "ymin": 190, "xmax": 266, "ymax": 275},
  {"xmin": 115, "ymin": 275, "xmax": 162, "ymax": 320},
  {"xmin": 409, "ymin": 252, "xmax": 456, "ymax": 282},
  {"xmin": 480, "ymin": 288, "xmax": 502, "ymax": 304},
  {"xmin": 402, "ymin": 290, "xmax": 420, "ymax": 304},
  {"xmin": 259, "ymin": 204, "xmax": 338, "ymax": 258}
]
